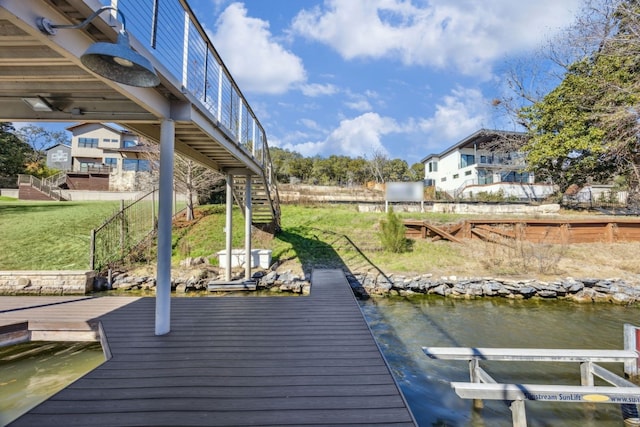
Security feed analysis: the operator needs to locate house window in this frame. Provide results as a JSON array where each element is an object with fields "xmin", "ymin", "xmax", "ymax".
[
  {"xmin": 441, "ymin": 177, "xmax": 447, "ymax": 182},
  {"xmin": 478, "ymin": 170, "xmax": 493, "ymax": 185},
  {"xmin": 78, "ymin": 137, "xmax": 98, "ymax": 148},
  {"xmin": 79, "ymin": 161, "xmax": 100, "ymax": 172},
  {"xmin": 480, "ymin": 155, "xmax": 488, "ymax": 164},
  {"xmin": 102, "ymin": 138, "xmax": 119, "ymax": 144},
  {"xmin": 123, "ymin": 159, "xmax": 151, "ymax": 172},
  {"xmin": 465, "ymin": 170, "xmax": 472, "ymax": 176},
  {"xmin": 104, "ymin": 158, "xmax": 118, "ymax": 169},
  {"xmin": 123, "ymin": 140, "xmax": 137, "ymax": 148},
  {"xmin": 501, "ymin": 171, "xmax": 530, "ymax": 183},
  {"xmin": 460, "ymin": 154, "xmax": 475, "ymax": 168},
  {"xmin": 453, "ymin": 174, "xmax": 459, "ymax": 179},
  {"xmin": 428, "ymin": 161, "xmax": 438, "ymax": 172}
]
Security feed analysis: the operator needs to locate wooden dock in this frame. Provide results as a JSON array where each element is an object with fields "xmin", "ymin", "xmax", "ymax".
[{"xmin": 4, "ymin": 269, "xmax": 416, "ymax": 426}]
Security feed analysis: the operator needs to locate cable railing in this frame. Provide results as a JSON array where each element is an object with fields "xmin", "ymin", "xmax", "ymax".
[{"xmin": 101, "ymin": 0, "xmax": 279, "ymax": 226}]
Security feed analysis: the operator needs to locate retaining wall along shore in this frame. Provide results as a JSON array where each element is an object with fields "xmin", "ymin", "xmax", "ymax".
[
  {"xmin": 0, "ymin": 271, "xmax": 95, "ymax": 295},
  {"xmin": 346, "ymin": 272, "xmax": 640, "ymax": 304}
]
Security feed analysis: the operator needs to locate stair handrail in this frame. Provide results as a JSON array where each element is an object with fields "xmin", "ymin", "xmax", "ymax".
[{"xmin": 18, "ymin": 173, "xmax": 65, "ymax": 201}]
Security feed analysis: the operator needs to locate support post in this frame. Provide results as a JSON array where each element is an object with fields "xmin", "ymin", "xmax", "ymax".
[
  {"xmin": 119, "ymin": 199, "xmax": 125, "ymax": 257},
  {"xmin": 624, "ymin": 324, "xmax": 640, "ymax": 378},
  {"xmin": 244, "ymin": 174, "xmax": 252, "ymax": 280},
  {"xmin": 510, "ymin": 400, "xmax": 527, "ymax": 427},
  {"xmin": 152, "ymin": 190, "xmax": 157, "ymax": 230},
  {"xmin": 469, "ymin": 359, "xmax": 483, "ymax": 410},
  {"xmin": 89, "ymin": 229, "xmax": 96, "ymax": 270},
  {"xmin": 580, "ymin": 361, "xmax": 594, "ymax": 386},
  {"xmin": 225, "ymin": 173, "xmax": 233, "ymax": 281},
  {"xmin": 155, "ymin": 119, "xmax": 174, "ymax": 336}
]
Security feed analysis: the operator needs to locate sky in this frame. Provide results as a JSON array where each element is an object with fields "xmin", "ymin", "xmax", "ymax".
[{"xmin": 34, "ymin": 0, "xmax": 584, "ymax": 165}]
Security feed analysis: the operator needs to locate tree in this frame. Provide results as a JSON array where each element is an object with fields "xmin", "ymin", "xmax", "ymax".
[
  {"xmin": 518, "ymin": 60, "xmax": 611, "ymax": 192},
  {"xmin": 15, "ymin": 124, "xmax": 69, "ymax": 164},
  {"xmin": 378, "ymin": 207, "xmax": 409, "ymax": 253},
  {"xmin": 383, "ymin": 158, "xmax": 409, "ymax": 182},
  {"xmin": 509, "ymin": 0, "xmax": 640, "ymax": 203},
  {"xmin": 0, "ymin": 123, "xmax": 33, "ymax": 186},
  {"xmin": 408, "ymin": 162, "xmax": 425, "ymax": 182},
  {"xmin": 173, "ymin": 154, "xmax": 224, "ymax": 221}
]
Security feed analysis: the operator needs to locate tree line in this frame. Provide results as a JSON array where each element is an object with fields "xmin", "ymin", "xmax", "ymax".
[{"xmin": 269, "ymin": 147, "xmax": 424, "ymax": 186}]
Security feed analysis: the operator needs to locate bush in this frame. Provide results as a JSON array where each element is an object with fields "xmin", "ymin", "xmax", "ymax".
[{"xmin": 379, "ymin": 207, "xmax": 409, "ymax": 253}]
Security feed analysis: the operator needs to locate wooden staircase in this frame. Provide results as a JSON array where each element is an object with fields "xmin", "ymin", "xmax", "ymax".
[
  {"xmin": 17, "ymin": 174, "xmax": 67, "ymax": 201},
  {"xmin": 231, "ymin": 174, "xmax": 280, "ymax": 233}
]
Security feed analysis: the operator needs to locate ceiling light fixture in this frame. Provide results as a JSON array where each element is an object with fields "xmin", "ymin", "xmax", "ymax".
[
  {"xmin": 37, "ymin": 6, "xmax": 160, "ymax": 88},
  {"xmin": 22, "ymin": 96, "xmax": 54, "ymax": 112}
]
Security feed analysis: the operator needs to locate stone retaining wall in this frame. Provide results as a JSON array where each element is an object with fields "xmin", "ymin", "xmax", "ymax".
[
  {"xmin": 0, "ymin": 271, "xmax": 95, "ymax": 295},
  {"xmin": 347, "ymin": 272, "xmax": 640, "ymax": 304}
]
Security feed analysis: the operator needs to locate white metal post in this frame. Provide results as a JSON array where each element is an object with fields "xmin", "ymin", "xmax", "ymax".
[
  {"xmin": 510, "ymin": 400, "xmax": 527, "ymax": 427},
  {"xmin": 624, "ymin": 323, "xmax": 639, "ymax": 378},
  {"xmin": 155, "ymin": 119, "xmax": 174, "ymax": 336},
  {"xmin": 244, "ymin": 174, "xmax": 252, "ymax": 280},
  {"xmin": 225, "ymin": 172, "xmax": 233, "ymax": 281}
]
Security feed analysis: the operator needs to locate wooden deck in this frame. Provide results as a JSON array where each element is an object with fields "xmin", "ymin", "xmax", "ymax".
[{"xmin": 5, "ymin": 269, "xmax": 416, "ymax": 426}]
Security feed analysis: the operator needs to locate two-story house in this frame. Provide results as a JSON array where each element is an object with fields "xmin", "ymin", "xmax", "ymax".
[
  {"xmin": 422, "ymin": 129, "xmax": 555, "ymax": 201},
  {"xmin": 46, "ymin": 123, "xmax": 157, "ymax": 191}
]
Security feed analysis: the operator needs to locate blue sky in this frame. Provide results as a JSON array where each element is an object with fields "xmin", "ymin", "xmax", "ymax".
[{"xmin": 36, "ymin": 0, "xmax": 583, "ymax": 165}]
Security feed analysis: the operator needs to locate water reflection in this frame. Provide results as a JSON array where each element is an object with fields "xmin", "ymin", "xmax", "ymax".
[
  {"xmin": 359, "ymin": 296, "xmax": 640, "ymax": 427},
  {"xmin": 0, "ymin": 341, "xmax": 104, "ymax": 426}
]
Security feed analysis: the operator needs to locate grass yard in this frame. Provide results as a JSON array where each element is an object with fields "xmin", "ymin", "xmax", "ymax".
[
  {"xmin": 0, "ymin": 200, "xmax": 120, "ymax": 270},
  {"xmin": 2, "ymin": 200, "xmax": 639, "ymax": 282}
]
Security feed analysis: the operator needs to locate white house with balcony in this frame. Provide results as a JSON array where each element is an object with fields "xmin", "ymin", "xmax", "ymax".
[{"xmin": 422, "ymin": 129, "xmax": 556, "ymax": 201}]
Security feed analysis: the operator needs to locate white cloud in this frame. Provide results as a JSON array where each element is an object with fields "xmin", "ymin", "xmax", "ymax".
[
  {"xmin": 419, "ymin": 86, "xmax": 492, "ymax": 150},
  {"xmin": 344, "ymin": 100, "xmax": 372, "ymax": 112},
  {"xmin": 298, "ymin": 118, "xmax": 324, "ymax": 132},
  {"xmin": 299, "ymin": 83, "xmax": 338, "ymax": 97},
  {"xmin": 284, "ymin": 112, "xmax": 400, "ymax": 157},
  {"xmin": 291, "ymin": 0, "xmax": 581, "ymax": 76},
  {"xmin": 211, "ymin": 3, "xmax": 306, "ymax": 94}
]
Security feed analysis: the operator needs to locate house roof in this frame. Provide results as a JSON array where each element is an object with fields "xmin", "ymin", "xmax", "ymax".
[
  {"xmin": 65, "ymin": 122, "xmax": 135, "ymax": 136},
  {"xmin": 44, "ymin": 143, "xmax": 71, "ymax": 151},
  {"xmin": 420, "ymin": 129, "xmax": 527, "ymax": 163}
]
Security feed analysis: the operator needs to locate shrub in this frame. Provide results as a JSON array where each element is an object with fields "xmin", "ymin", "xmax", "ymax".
[{"xmin": 379, "ymin": 207, "xmax": 409, "ymax": 253}]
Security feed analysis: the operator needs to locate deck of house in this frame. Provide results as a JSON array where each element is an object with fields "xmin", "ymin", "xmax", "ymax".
[{"xmin": 3, "ymin": 269, "xmax": 416, "ymax": 426}]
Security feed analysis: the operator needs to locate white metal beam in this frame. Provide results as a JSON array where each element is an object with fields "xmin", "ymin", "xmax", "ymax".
[
  {"xmin": 155, "ymin": 119, "xmax": 174, "ymax": 336},
  {"xmin": 244, "ymin": 175, "xmax": 252, "ymax": 280},
  {"xmin": 225, "ymin": 173, "xmax": 233, "ymax": 281}
]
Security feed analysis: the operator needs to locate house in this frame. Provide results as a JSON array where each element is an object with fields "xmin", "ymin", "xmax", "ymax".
[
  {"xmin": 421, "ymin": 129, "xmax": 555, "ymax": 201},
  {"xmin": 45, "ymin": 143, "xmax": 72, "ymax": 171},
  {"xmin": 44, "ymin": 123, "xmax": 157, "ymax": 191}
]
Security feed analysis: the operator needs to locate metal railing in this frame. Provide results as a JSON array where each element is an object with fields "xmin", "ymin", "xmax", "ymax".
[
  {"xmin": 17, "ymin": 174, "xmax": 65, "ymax": 201},
  {"xmin": 89, "ymin": 188, "xmax": 186, "ymax": 271},
  {"xmin": 101, "ymin": 0, "xmax": 279, "ymax": 226}
]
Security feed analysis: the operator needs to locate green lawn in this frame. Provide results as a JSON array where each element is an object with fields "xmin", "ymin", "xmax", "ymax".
[
  {"xmin": 2, "ymin": 200, "xmax": 639, "ymax": 280},
  {"xmin": 0, "ymin": 201, "xmax": 120, "ymax": 270}
]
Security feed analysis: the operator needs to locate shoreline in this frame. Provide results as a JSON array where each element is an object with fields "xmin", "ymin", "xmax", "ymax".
[{"xmin": 347, "ymin": 271, "xmax": 640, "ymax": 304}]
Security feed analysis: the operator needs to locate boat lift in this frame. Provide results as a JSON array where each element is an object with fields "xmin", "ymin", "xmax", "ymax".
[{"xmin": 423, "ymin": 324, "xmax": 640, "ymax": 427}]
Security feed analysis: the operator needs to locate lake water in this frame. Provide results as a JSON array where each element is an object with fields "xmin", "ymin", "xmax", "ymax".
[
  {"xmin": 0, "ymin": 341, "xmax": 104, "ymax": 426},
  {"xmin": 359, "ymin": 296, "xmax": 640, "ymax": 427},
  {"xmin": 1, "ymin": 296, "xmax": 638, "ymax": 426}
]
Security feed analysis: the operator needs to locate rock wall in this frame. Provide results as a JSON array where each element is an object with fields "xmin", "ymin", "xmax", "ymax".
[
  {"xmin": 0, "ymin": 271, "xmax": 96, "ymax": 295},
  {"xmin": 347, "ymin": 272, "xmax": 640, "ymax": 304}
]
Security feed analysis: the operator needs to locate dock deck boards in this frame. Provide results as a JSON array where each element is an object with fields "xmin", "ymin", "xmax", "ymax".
[{"xmin": 5, "ymin": 269, "xmax": 416, "ymax": 426}]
